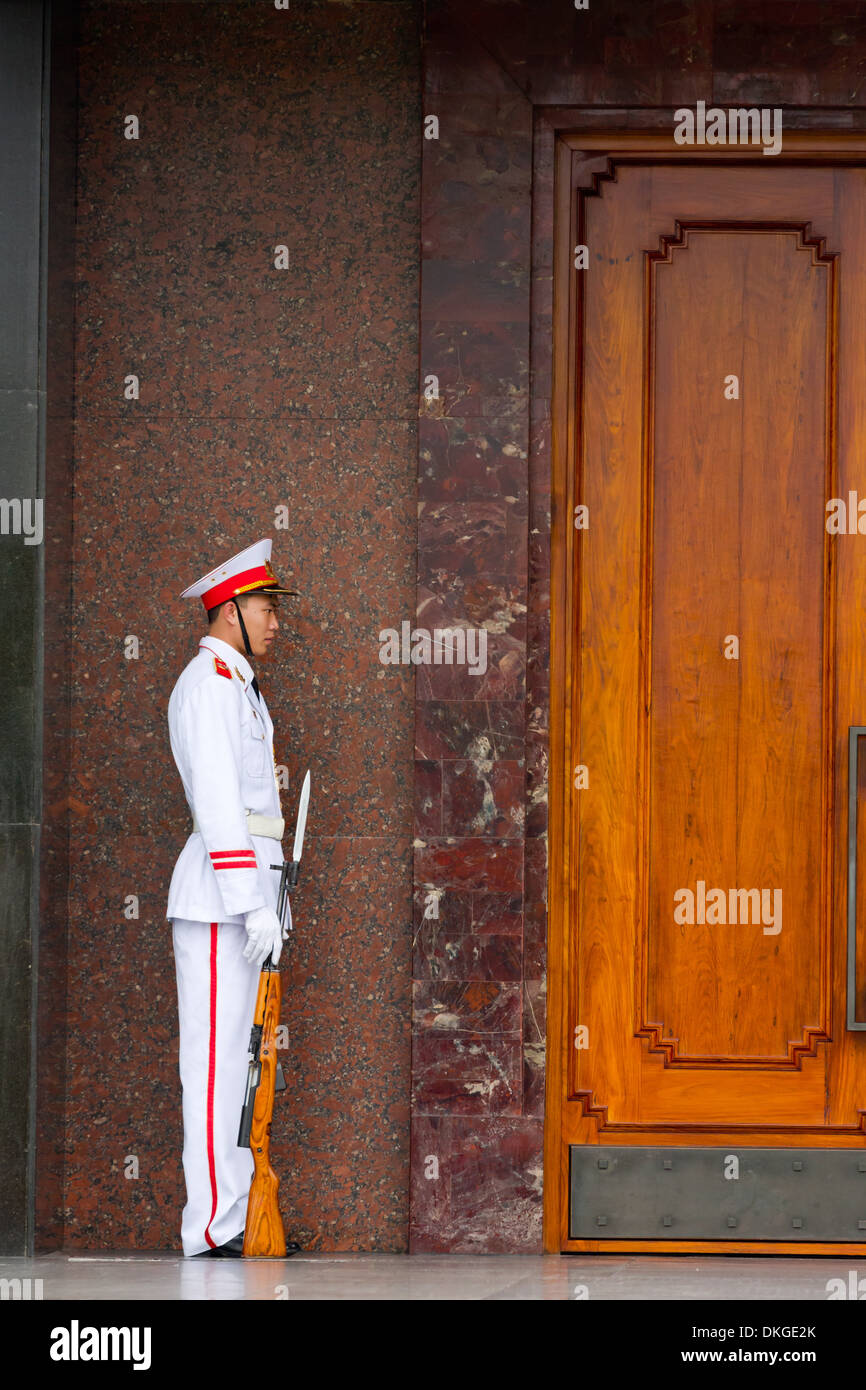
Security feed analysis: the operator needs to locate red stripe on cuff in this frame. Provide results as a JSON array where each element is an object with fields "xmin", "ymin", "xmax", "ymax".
[
  {"xmin": 210, "ymin": 850, "xmax": 256, "ymax": 861},
  {"xmin": 212, "ymin": 860, "xmax": 258, "ymax": 870}
]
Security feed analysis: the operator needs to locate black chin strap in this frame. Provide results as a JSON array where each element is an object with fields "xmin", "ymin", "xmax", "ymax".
[{"xmin": 234, "ymin": 602, "xmax": 261, "ymax": 699}]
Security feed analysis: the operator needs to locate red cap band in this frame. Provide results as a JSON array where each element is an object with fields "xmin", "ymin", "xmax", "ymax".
[{"xmin": 202, "ymin": 564, "xmax": 271, "ymax": 610}]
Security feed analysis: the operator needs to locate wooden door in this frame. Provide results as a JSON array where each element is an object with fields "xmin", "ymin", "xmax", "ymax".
[{"xmin": 546, "ymin": 133, "xmax": 866, "ymax": 1254}]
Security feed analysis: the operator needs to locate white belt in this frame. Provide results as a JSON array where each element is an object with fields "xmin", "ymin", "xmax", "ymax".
[{"xmin": 192, "ymin": 811, "xmax": 285, "ymax": 840}]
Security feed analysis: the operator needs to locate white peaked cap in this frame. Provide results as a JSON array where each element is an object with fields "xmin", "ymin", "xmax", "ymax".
[{"xmin": 180, "ymin": 538, "xmax": 298, "ymax": 610}]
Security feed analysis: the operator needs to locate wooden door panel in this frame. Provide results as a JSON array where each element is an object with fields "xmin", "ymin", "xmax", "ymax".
[
  {"xmin": 638, "ymin": 1064, "xmax": 826, "ymax": 1126},
  {"xmin": 648, "ymin": 165, "xmax": 837, "ymax": 225},
  {"xmin": 646, "ymin": 224, "xmax": 831, "ymax": 1065},
  {"xmin": 571, "ymin": 169, "xmax": 836, "ymax": 1122},
  {"xmin": 548, "ymin": 135, "xmax": 866, "ymax": 1253}
]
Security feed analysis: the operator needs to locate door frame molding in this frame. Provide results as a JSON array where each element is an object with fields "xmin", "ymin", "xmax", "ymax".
[{"xmin": 542, "ymin": 128, "xmax": 866, "ymax": 1254}]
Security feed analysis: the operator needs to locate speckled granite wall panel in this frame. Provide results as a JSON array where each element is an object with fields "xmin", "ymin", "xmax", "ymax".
[
  {"xmin": 74, "ymin": 1, "xmax": 418, "ymax": 423},
  {"xmin": 267, "ymin": 835, "xmax": 413, "ymax": 1251},
  {"xmin": 65, "ymin": 0, "xmax": 420, "ymax": 1251},
  {"xmin": 68, "ymin": 417, "xmax": 416, "ymax": 844}
]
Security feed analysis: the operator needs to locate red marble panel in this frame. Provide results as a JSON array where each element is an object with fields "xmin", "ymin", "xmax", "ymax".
[
  {"xmin": 413, "ymin": 980, "xmax": 522, "ymax": 1033},
  {"xmin": 525, "ymin": 726, "xmax": 549, "ymax": 841},
  {"xmin": 414, "ymin": 837, "xmax": 523, "ymax": 894},
  {"xmin": 443, "ymin": 1116, "xmax": 543, "ymax": 1252},
  {"xmin": 418, "ymin": 417, "xmax": 528, "ymax": 505},
  {"xmin": 419, "ymin": 498, "xmax": 527, "ymax": 571},
  {"xmin": 411, "ymin": 1033, "xmax": 522, "ymax": 1115},
  {"xmin": 414, "ymin": 631, "xmax": 525, "ymax": 700},
  {"xmin": 436, "ymin": 0, "xmax": 713, "ymax": 107},
  {"xmin": 413, "ymin": 924, "xmax": 523, "ymax": 982},
  {"xmin": 424, "ymin": 2, "xmax": 521, "ymax": 96},
  {"xmin": 714, "ymin": 0, "xmax": 866, "ymax": 106},
  {"xmin": 408, "ymin": 1115, "xmax": 452, "ymax": 1234},
  {"xmin": 524, "ymin": 836, "xmax": 548, "ymax": 980},
  {"xmin": 416, "ymin": 579, "xmax": 528, "ymax": 656},
  {"xmin": 531, "ymin": 309, "xmax": 553, "ymax": 401},
  {"xmin": 411, "ymin": 882, "xmax": 522, "ymax": 936},
  {"xmin": 409, "ymin": 1114, "xmax": 543, "ymax": 1252},
  {"xmin": 471, "ymin": 892, "xmax": 523, "ymax": 935},
  {"xmin": 412, "ymin": 884, "xmax": 472, "ymax": 934},
  {"xmin": 422, "ymin": 188, "xmax": 531, "ymax": 265},
  {"xmin": 424, "ymin": 87, "xmax": 531, "ymax": 164},
  {"xmin": 414, "ymin": 698, "xmax": 524, "ymax": 761},
  {"xmin": 422, "ymin": 567, "xmax": 529, "ymax": 624},
  {"xmin": 419, "ymin": 323, "xmax": 529, "ymax": 419},
  {"xmin": 523, "ymin": 978, "xmax": 547, "ymax": 1119},
  {"xmin": 415, "ymin": 759, "xmax": 442, "ymax": 838},
  {"xmin": 441, "ymin": 758, "xmax": 525, "ymax": 839},
  {"xmin": 423, "ymin": 260, "xmax": 529, "ymax": 323},
  {"xmin": 62, "ymin": 846, "xmax": 185, "ymax": 1248}
]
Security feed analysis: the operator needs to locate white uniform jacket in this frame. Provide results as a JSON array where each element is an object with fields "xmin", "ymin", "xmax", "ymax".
[{"xmin": 166, "ymin": 635, "xmax": 286, "ymax": 925}]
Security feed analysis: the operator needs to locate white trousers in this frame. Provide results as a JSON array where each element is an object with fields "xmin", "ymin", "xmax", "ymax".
[{"xmin": 171, "ymin": 918, "xmax": 262, "ymax": 1257}]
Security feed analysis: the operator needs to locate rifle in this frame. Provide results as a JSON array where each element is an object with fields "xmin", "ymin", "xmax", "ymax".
[{"xmin": 237, "ymin": 770, "xmax": 310, "ymax": 1258}]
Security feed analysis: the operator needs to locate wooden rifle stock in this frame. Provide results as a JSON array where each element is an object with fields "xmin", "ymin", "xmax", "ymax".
[
  {"xmin": 242, "ymin": 961, "xmax": 287, "ymax": 1257},
  {"xmin": 241, "ymin": 844, "xmax": 304, "ymax": 1258}
]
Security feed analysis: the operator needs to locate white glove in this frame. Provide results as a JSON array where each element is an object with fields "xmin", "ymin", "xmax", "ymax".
[{"xmin": 243, "ymin": 905, "xmax": 283, "ymax": 968}]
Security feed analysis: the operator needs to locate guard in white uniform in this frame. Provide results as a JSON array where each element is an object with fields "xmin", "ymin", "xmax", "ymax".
[{"xmin": 167, "ymin": 538, "xmax": 300, "ymax": 1258}]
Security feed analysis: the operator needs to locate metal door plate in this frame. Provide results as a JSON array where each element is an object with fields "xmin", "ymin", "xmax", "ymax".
[{"xmin": 570, "ymin": 1146, "xmax": 866, "ymax": 1241}]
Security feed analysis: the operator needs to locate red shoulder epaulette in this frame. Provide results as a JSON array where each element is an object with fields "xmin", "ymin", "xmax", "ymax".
[{"xmin": 213, "ymin": 656, "xmax": 232, "ymax": 680}]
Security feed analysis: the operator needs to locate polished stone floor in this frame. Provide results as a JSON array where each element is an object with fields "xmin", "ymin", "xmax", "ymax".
[{"xmin": 0, "ymin": 1251, "xmax": 863, "ymax": 1300}]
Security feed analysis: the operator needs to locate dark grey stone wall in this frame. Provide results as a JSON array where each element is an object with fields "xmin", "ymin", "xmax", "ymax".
[
  {"xmin": 35, "ymin": 0, "xmax": 76, "ymax": 1254},
  {"xmin": 0, "ymin": 0, "xmax": 51, "ymax": 1255},
  {"xmin": 0, "ymin": 0, "xmax": 73, "ymax": 1262}
]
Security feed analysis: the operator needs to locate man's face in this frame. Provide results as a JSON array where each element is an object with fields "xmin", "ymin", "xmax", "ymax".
[{"xmin": 236, "ymin": 593, "xmax": 279, "ymax": 659}]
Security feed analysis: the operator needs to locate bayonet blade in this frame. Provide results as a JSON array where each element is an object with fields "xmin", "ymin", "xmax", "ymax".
[{"xmin": 292, "ymin": 769, "xmax": 311, "ymax": 865}]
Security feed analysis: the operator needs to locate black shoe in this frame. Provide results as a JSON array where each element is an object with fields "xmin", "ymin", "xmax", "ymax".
[
  {"xmin": 193, "ymin": 1233, "xmax": 302, "ymax": 1258},
  {"xmin": 193, "ymin": 1231, "xmax": 245, "ymax": 1258}
]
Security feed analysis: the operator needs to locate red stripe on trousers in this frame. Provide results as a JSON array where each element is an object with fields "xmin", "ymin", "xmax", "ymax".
[{"xmin": 203, "ymin": 923, "xmax": 219, "ymax": 1249}]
